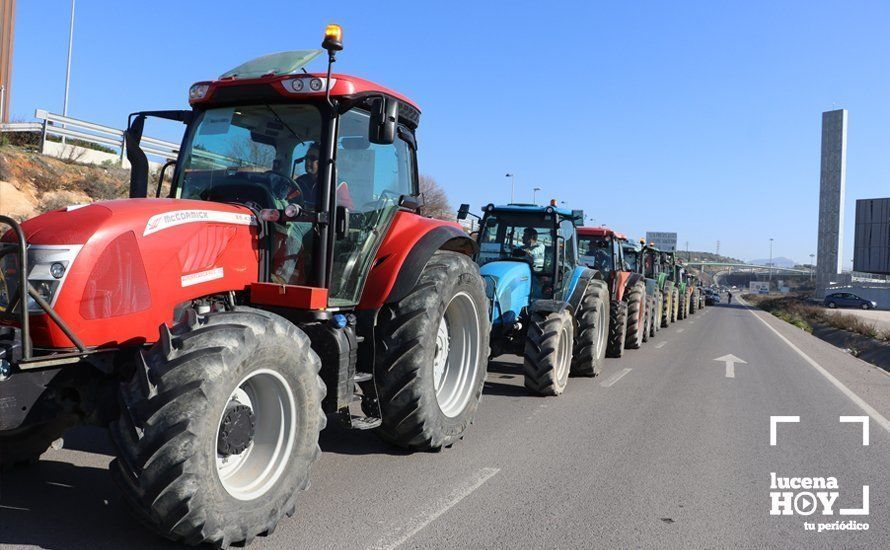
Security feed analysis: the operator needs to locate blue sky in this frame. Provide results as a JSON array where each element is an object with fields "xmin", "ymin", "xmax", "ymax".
[{"xmin": 9, "ymin": 0, "xmax": 890, "ymax": 264}]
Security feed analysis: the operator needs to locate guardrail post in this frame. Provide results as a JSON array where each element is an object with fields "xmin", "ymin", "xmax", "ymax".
[{"xmin": 40, "ymin": 119, "xmax": 48, "ymax": 154}]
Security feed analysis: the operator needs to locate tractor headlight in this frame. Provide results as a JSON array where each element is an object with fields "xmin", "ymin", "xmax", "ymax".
[{"xmin": 0, "ymin": 245, "xmax": 81, "ymax": 314}]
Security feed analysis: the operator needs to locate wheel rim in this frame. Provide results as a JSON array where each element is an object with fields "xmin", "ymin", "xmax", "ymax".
[
  {"xmin": 216, "ymin": 369, "xmax": 296, "ymax": 501},
  {"xmin": 433, "ymin": 291, "xmax": 481, "ymax": 418},
  {"xmin": 555, "ymin": 320, "xmax": 571, "ymax": 387}
]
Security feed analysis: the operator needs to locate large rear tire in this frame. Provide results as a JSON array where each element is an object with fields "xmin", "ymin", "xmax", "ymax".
[
  {"xmin": 690, "ymin": 289, "xmax": 698, "ymax": 314},
  {"xmin": 625, "ymin": 282, "xmax": 646, "ymax": 349},
  {"xmin": 570, "ymin": 280, "xmax": 609, "ymax": 377},
  {"xmin": 372, "ymin": 250, "xmax": 489, "ymax": 450},
  {"xmin": 653, "ymin": 291, "xmax": 662, "ymax": 333},
  {"xmin": 110, "ymin": 307, "xmax": 325, "ymax": 547},
  {"xmin": 642, "ymin": 296, "xmax": 651, "ymax": 343},
  {"xmin": 661, "ymin": 290, "xmax": 671, "ymax": 327},
  {"xmin": 606, "ymin": 300, "xmax": 628, "ymax": 358},
  {"xmin": 671, "ymin": 288, "xmax": 680, "ymax": 323},
  {"xmin": 524, "ymin": 308, "xmax": 574, "ymax": 395}
]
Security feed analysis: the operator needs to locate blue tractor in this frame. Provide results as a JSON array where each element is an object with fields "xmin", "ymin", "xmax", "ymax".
[{"xmin": 458, "ymin": 203, "xmax": 610, "ymax": 396}]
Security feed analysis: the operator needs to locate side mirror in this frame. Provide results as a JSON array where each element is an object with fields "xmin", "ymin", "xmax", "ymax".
[
  {"xmin": 457, "ymin": 203, "xmax": 470, "ymax": 220},
  {"xmin": 369, "ymin": 97, "xmax": 397, "ymax": 145}
]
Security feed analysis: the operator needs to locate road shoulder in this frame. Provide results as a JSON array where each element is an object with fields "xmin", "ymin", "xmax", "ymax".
[{"xmin": 741, "ymin": 300, "xmax": 890, "ymax": 431}]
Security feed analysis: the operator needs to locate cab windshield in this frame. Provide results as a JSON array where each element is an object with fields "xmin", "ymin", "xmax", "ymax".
[
  {"xmin": 622, "ymin": 246, "xmax": 639, "ymax": 272},
  {"xmin": 175, "ymin": 104, "xmax": 324, "ymax": 211},
  {"xmin": 478, "ymin": 213, "xmax": 555, "ymax": 274},
  {"xmin": 578, "ymin": 236, "xmax": 613, "ymax": 273}
]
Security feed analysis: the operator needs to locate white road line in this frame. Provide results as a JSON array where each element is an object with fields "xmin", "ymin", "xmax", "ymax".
[
  {"xmin": 601, "ymin": 368, "xmax": 633, "ymax": 387},
  {"xmin": 369, "ymin": 467, "xmax": 500, "ymax": 550},
  {"xmin": 655, "ymin": 342, "xmax": 667, "ymax": 349},
  {"xmin": 747, "ymin": 307, "xmax": 890, "ymax": 434},
  {"xmin": 677, "ymin": 328, "xmax": 685, "ymax": 333}
]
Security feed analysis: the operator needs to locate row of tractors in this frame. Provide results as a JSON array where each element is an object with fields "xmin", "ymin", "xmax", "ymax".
[
  {"xmin": 0, "ymin": 26, "xmax": 705, "ymax": 547},
  {"xmin": 456, "ymin": 204, "xmax": 706, "ymax": 396}
]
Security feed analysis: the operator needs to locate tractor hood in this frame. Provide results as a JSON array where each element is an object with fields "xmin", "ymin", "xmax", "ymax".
[
  {"xmin": 479, "ymin": 261, "xmax": 532, "ymax": 324},
  {"xmin": 2, "ymin": 198, "xmax": 260, "ymax": 348}
]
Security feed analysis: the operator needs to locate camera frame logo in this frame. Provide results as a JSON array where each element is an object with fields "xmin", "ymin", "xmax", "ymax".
[{"xmin": 769, "ymin": 416, "xmax": 870, "ymax": 533}]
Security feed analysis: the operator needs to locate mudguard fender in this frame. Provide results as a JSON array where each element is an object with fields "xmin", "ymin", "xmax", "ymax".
[{"xmin": 358, "ymin": 212, "xmax": 476, "ymax": 310}]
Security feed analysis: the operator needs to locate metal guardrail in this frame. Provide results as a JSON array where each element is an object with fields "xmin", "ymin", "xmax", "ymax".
[
  {"xmin": 0, "ymin": 109, "xmax": 181, "ymax": 164},
  {"xmin": 1, "ymin": 110, "xmax": 242, "ymax": 169}
]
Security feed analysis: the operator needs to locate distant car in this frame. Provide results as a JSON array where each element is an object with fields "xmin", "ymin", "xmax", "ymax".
[
  {"xmin": 705, "ymin": 290, "xmax": 720, "ymax": 305},
  {"xmin": 823, "ymin": 292, "xmax": 877, "ymax": 310}
]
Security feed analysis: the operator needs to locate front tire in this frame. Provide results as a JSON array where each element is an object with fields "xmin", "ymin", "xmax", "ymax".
[
  {"xmin": 110, "ymin": 307, "xmax": 325, "ymax": 547},
  {"xmin": 625, "ymin": 282, "xmax": 646, "ymax": 349},
  {"xmin": 524, "ymin": 308, "xmax": 574, "ymax": 395},
  {"xmin": 570, "ymin": 280, "xmax": 609, "ymax": 377},
  {"xmin": 606, "ymin": 300, "xmax": 628, "ymax": 358},
  {"xmin": 372, "ymin": 250, "xmax": 489, "ymax": 450}
]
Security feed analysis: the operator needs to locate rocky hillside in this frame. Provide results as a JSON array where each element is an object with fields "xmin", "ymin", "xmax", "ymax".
[{"xmin": 0, "ymin": 145, "xmax": 130, "ymax": 221}]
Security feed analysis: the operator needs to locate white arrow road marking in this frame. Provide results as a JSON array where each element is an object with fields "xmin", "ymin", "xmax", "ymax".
[
  {"xmin": 369, "ymin": 467, "xmax": 500, "ymax": 550},
  {"xmin": 840, "ymin": 416, "xmax": 870, "ymax": 446},
  {"xmin": 714, "ymin": 354, "xmax": 747, "ymax": 378},
  {"xmin": 601, "ymin": 368, "xmax": 632, "ymax": 387},
  {"xmin": 770, "ymin": 415, "xmax": 800, "ymax": 445},
  {"xmin": 655, "ymin": 342, "xmax": 667, "ymax": 349}
]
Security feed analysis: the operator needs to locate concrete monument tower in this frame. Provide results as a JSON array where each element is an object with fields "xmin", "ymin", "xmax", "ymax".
[{"xmin": 815, "ymin": 109, "xmax": 847, "ymax": 297}]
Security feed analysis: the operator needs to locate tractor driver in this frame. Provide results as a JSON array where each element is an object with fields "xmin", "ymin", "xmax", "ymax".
[
  {"xmin": 283, "ymin": 143, "xmax": 353, "ymax": 210},
  {"xmin": 520, "ymin": 227, "xmax": 545, "ymax": 270}
]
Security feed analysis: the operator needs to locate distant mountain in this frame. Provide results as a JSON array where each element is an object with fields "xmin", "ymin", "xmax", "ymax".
[{"xmin": 749, "ymin": 257, "xmax": 796, "ymax": 268}]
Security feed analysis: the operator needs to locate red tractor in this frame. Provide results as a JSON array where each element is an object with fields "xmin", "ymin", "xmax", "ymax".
[
  {"xmin": 576, "ymin": 227, "xmax": 649, "ymax": 357},
  {"xmin": 0, "ymin": 26, "xmax": 490, "ymax": 546}
]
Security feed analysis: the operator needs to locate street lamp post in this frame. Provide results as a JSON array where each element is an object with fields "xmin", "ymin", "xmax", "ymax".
[
  {"xmin": 809, "ymin": 253, "xmax": 815, "ymax": 282},
  {"xmin": 532, "ymin": 187, "xmax": 541, "ymax": 204},
  {"xmin": 62, "ymin": 0, "xmax": 76, "ymax": 145},
  {"xmin": 505, "ymin": 173, "xmax": 515, "ymax": 204}
]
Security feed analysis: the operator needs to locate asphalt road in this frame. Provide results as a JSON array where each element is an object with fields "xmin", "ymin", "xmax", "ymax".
[{"xmin": 2, "ymin": 300, "xmax": 890, "ymax": 549}]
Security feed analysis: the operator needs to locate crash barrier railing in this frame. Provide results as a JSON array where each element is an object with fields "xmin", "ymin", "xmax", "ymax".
[
  {"xmin": 0, "ymin": 110, "xmax": 246, "ymax": 170},
  {"xmin": 0, "ymin": 109, "xmax": 181, "ymax": 164}
]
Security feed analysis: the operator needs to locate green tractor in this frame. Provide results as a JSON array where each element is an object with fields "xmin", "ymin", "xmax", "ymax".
[
  {"xmin": 665, "ymin": 253, "xmax": 694, "ymax": 320},
  {"xmin": 658, "ymin": 250, "xmax": 679, "ymax": 326},
  {"xmin": 623, "ymin": 239, "xmax": 663, "ymax": 340}
]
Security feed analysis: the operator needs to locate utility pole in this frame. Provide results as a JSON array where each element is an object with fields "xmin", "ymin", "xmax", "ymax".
[
  {"xmin": 62, "ymin": 0, "xmax": 76, "ymax": 144},
  {"xmin": 809, "ymin": 253, "xmax": 815, "ymax": 282},
  {"xmin": 768, "ymin": 238, "xmax": 774, "ymax": 286},
  {"xmin": 716, "ymin": 240, "xmax": 720, "ymax": 256},
  {"xmin": 685, "ymin": 241, "xmax": 690, "ymax": 261},
  {"xmin": 505, "ymin": 173, "xmax": 515, "ymax": 204}
]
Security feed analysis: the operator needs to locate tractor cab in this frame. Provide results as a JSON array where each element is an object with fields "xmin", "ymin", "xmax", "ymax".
[
  {"xmin": 577, "ymin": 227, "xmax": 626, "ymax": 276},
  {"xmin": 474, "ymin": 203, "xmax": 581, "ymax": 302},
  {"xmin": 126, "ymin": 39, "xmax": 424, "ymax": 309}
]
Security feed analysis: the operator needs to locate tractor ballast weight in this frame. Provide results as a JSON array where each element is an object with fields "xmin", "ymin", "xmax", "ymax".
[
  {"xmin": 460, "ymin": 203, "xmax": 609, "ymax": 394},
  {"xmin": 0, "ymin": 28, "xmax": 490, "ymax": 547}
]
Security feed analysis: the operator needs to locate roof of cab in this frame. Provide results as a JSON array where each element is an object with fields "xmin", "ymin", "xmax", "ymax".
[
  {"xmin": 190, "ymin": 72, "xmax": 421, "ymax": 113},
  {"xmin": 577, "ymin": 226, "xmax": 628, "ymax": 240},
  {"xmin": 486, "ymin": 203, "xmax": 575, "ymax": 218}
]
